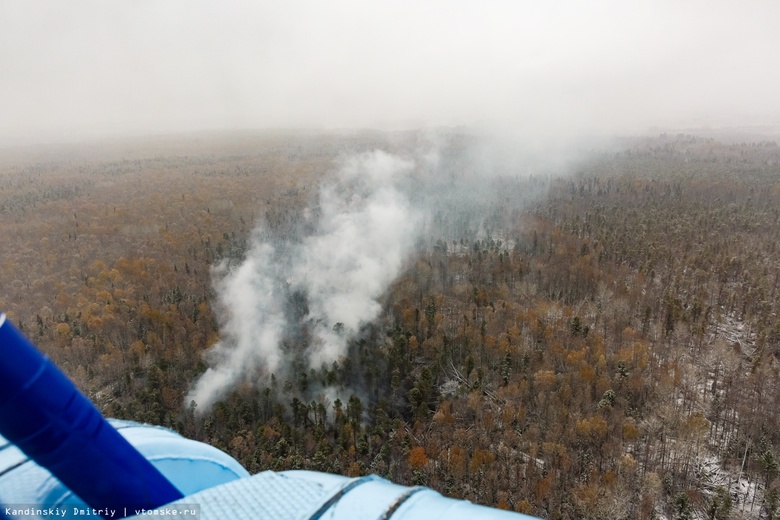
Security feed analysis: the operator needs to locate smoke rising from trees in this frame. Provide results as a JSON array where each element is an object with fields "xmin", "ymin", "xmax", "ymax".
[
  {"xmin": 186, "ymin": 132, "xmax": 567, "ymax": 413},
  {"xmin": 188, "ymin": 151, "xmax": 421, "ymax": 413}
]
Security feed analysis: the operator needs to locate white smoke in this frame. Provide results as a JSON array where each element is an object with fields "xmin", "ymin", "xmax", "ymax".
[{"xmin": 188, "ymin": 150, "xmax": 420, "ymax": 414}]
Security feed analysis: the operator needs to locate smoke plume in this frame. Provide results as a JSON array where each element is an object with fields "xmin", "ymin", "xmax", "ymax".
[{"xmin": 188, "ymin": 150, "xmax": 420, "ymax": 413}]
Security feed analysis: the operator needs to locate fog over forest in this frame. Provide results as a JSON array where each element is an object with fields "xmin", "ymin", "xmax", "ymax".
[{"xmin": 2, "ymin": 1, "xmax": 780, "ymax": 144}]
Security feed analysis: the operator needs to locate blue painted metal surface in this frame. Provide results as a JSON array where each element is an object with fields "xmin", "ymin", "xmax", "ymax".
[
  {"xmin": 123, "ymin": 470, "xmax": 540, "ymax": 520},
  {"xmin": 0, "ymin": 314, "xmax": 183, "ymax": 515},
  {"xmin": 0, "ymin": 419, "xmax": 249, "ymax": 517}
]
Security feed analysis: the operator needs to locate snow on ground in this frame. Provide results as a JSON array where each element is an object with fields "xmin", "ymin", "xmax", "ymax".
[
  {"xmin": 653, "ymin": 311, "xmax": 766, "ymax": 519},
  {"xmin": 712, "ymin": 310, "xmax": 758, "ymax": 356}
]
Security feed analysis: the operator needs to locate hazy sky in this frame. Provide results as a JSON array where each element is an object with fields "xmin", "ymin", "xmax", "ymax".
[{"xmin": 2, "ymin": 1, "xmax": 779, "ymax": 144}]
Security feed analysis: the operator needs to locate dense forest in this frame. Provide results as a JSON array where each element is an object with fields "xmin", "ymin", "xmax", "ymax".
[{"xmin": 2, "ymin": 131, "xmax": 779, "ymax": 520}]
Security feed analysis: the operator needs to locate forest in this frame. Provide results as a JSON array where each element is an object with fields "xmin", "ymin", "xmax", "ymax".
[{"xmin": 1, "ymin": 130, "xmax": 779, "ymax": 520}]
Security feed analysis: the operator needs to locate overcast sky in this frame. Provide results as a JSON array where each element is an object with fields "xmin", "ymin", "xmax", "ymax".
[{"xmin": 2, "ymin": 1, "xmax": 779, "ymax": 144}]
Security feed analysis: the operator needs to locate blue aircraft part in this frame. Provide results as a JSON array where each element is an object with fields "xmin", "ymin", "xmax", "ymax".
[
  {"xmin": 123, "ymin": 470, "xmax": 540, "ymax": 520},
  {"xmin": 0, "ymin": 420, "xmax": 248, "ymax": 517},
  {"xmin": 0, "ymin": 314, "xmax": 183, "ymax": 515}
]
